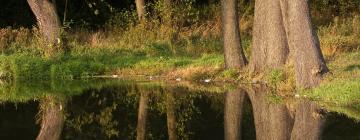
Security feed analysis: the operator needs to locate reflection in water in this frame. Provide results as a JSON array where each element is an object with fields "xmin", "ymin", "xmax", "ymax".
[
  {"xmin": 136, "ymin": 88, "xmax": 150, "ymax": 140},
  {"xmin": 0, "ymin": 80, "xmax": 359, "ymax": 140},
  {"xmin": 291, "ymin": 100, "xmax": 325, "ymax": 140},
  {"xmin": 244, "ymin": 85, "xmax": 328, "ymax": 140},
  {"xmin": 166, "ymin": 90, "xmax": 178, "ymax": 140},
  {"xmin": 36, "ymin": 96, "xmax": 65, "ymax": 140},
  {"xmin": 245, "ymin": 85, "xmax": 294, "ymax": 140},
  {"xmin": 224, "ymin": 88, "xmax": 246, "ymax": 140}
]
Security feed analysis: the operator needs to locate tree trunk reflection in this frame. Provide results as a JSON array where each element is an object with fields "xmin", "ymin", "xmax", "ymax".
[
  {"xmin": 36, "ymin": 96, "xmax": 65, "ymax": 140},
  {"xmin": 290, "ymin": 100, "xmax": 325, "ymax": 140},
  {"xmin": 167, "ymin": 92, "xmax": 177, "ymax": 140},
  {"xmin": 246, "ymin": 85, "xmax": 293, "ymax": 140},
  {"xmin": 224, "ymin": 88, "xmax": 246, "ymax": 140},
  {"xmin": 136, "ymin": 91, "xmax": 150, "ymax": 140}
]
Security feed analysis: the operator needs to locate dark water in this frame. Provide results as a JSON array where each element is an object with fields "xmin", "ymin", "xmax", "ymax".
[{"xmin": 0, "ymin": 79, "xmax": 359, "ymax": 140}]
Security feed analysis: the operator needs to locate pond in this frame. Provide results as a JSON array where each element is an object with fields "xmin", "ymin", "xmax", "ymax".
[{"xmin": 0, "ymin": 79, "xmax": 359, "ymax": 140}]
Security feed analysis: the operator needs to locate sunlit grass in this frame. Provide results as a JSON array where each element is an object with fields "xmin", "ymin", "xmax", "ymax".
[{"xmin": 302, "ymin": 52, "xmax": 360, "ymax": 120}]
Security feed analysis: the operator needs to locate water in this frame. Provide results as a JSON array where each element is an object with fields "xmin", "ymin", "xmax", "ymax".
[{"xmin": 0, "ymin": 79, "xmax": 359, "ymax": 140}]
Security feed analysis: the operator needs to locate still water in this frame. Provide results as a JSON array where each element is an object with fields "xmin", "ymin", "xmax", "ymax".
[{"xmin": 0, "ymin": 79, "xmax": 359, "ymax": 140}]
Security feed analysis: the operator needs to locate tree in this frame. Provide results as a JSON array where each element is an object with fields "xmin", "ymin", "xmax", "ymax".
[
  {"xmin": 285, "ymin": 0, "xmax": 329, "ymax": 88},
  {"xmin": 250, "ymin": 0, "xmax": 289, "ymax": 73},
  {"xmin": 135, "ymin": 0, "xmax": 146, "ymax": 21},
  {"xmin": 27, "ymin": 0, "xmax": 61, "ymax": 45},
  {"xmin": 250, "ymin": 0, "xmax": 328, "ymax": 88},
  {"xmin": 221, "ymin": 0, "xmax": 247, "ymax": 69}
]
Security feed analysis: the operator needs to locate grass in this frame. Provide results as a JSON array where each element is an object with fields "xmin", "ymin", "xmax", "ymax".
[{"xmin": 302, "ymin": 52, "xmax": 360, "ymax": 120}]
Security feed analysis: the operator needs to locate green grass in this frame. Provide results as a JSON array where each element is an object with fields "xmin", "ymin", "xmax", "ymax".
[
  {"xmin": 302, "ymin": 52, "xmax": 360, "ymax": 120},
  {"xmin": 0, "ymin": 47, "xmax": 225, "ymax": 81},
  {"xmin": 303, "ymin": 79, "xmax": 360, "ymax": 105}
]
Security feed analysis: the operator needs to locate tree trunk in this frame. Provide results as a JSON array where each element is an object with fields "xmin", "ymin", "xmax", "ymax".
[
  {"xmin": 290, "ymin": 100, "xmax": 325, "ymax": 140},
  {"xmin": 166, "ymin": 92, "xmax": 178, "ymax": 140},
  {"xmin": 135, "ymin": 0, "xmax": 146, "ymax": 21},
  {"xmin": 224, "ymin": 88, "xmax": 246, "ymax": 140},
  {"xmin": 221, "ymin": 0, "xmax": 247, "ymax": 69},
  {"xmin": 27, "ymin": 0, "xmax": 60, "ymax": 45},
  {"xmin": 245, "ymin": 85, "xmax": 294, "ymax": 140},
  {"xmin": 250, "ymin": 0, "xmax": 289, "ymax": 73},
  {"xmin": 163, "ymin": 0, "xmax": 172, "ymax": 26},
  {"xmin": 286, "ymin": 0, "xmax": 328, "ymax": 88},
  {"xmin": 36, "ymin": 96, "xmax": 64, "ymax": 140},
  {"xmin": 136, "ymin": 92, "xmax": 149, "ymax": 140}
]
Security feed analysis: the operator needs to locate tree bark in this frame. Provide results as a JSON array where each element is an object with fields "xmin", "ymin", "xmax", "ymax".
[
  {"xmin": 290, "ymin": 100, "xmax": 325, "ymax": 140},
  {"xmin": 245, "ymin": 85, "xmax": 294, "ymax": 140},
  {"xmin": 135, "ymin": 0, "xmax": 146, "ymax": 21},
  {"xmin": 286, "ymin": 0, "xmax": 328, "ymax": 88},
  {"xmin": 221, "ymin": 0, "xmax": 247, "ymax": 69},
  {"xmin": 136, "ymin": 92, "xmax": 149, "ymax": 140},
  {"xmin": 27, "ymin": 0, "xmax": 61, "ymax": 45},
  {"xmin": 36, "ymin": 96, "xmax": 64, "ymax": 140},
  {"xmin": 224, "ymin": 88, "xmax": 246, "ymax": 140},
  {"xmin": 250, "ymin": 0, "xmax": 289, "ymax": 73}
]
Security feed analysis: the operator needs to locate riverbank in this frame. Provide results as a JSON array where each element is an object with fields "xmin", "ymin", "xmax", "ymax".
[{"xmin": 0, "ymin": 16, "xmax": 359, "ymax": 117}]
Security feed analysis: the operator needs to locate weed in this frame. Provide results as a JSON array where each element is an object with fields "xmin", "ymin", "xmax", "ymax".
[{"xmin": 266, "ymin": 69, "xmax": 286, "ymax": 87}]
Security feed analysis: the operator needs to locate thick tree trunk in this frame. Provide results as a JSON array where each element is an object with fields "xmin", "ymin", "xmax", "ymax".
[
  {"xmin": 286, "ymin": 0, "xmax": 328, "ymax": 88},
  {"xmin": 245, "ymin": 85, "xmax": 294, "ymax": 140},
  {"xmin": 290, "ymin": 100, "xmax": 325, "ymax": 140},
  {"xmin": 221, "ymin": 0, "xmax": 247, "ymax": 69},
  {"xmin": 135, "ymin": 0, "xmax": 146, "ymax": 21},
  {"xmin": 36, "ymin": 96, "xmax": 64, "ymax": 140},
  {"xmin": 250, "ymin": 0, "xmax": 289, "ymax": 73},
  {"xmin": 136, "ymin": 92, "xmax": 149, "ymax": 140},
  {"xmin": 224, "ymin": 88, "xmax": 246, "ymax": 140},
  {"xmin": 166, "ymin": 92, "xmax": 177, "ymax": 140},
  {"xmin": 27, "ymin": 0, "xmax": 60, "ymax": 45}
]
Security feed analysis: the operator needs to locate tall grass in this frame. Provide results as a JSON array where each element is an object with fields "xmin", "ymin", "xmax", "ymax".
[{"xmin": 319, "ymin": 16, "xmax": 360, "ymax": 57}]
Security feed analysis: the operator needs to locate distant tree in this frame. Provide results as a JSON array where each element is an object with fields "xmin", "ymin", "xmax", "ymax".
[
  {"xmin": 221, "ymin": 0, "xmax": 247, "ymax": 69},
  {"xmin": 135, "ymin": 0, "xmax": 146, "ymax": 21},
  {"xmin": 164, "ymin": 0, "xmax": 172, "ymax": 25},
  {"xmin": 284, "ymin": 0, "xmax": 328, "ymax": 88},
  {"xmin": 27, "ymin": 0, "xmax": 61, "ymax": 45}
]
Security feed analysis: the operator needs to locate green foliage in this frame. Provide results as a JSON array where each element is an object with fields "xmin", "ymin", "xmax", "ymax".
[
  {"xmin": 222, "ymin": 69, "xmax": 239, "ymax": 79},
  {"xmin": 0, "ymin": 54, "xmax": 51, "ymax": 80},
  {"xmin": 105, "ymin": 10, "xmax": 138, "ymax": 31},
  {"xmin": 152, "ymin": 0, "xmax": 199, "ymax": 27},
  {"xmin": 265, "ymin": 69, "xmax": 286, "ymax": 87},
  {"xmin": 304, "ymin": 79, "xmax": 360, "ymax": 105},
  {"xmin": 192, "ymin": 54, "xmax": 223, "ymax": 67}
]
